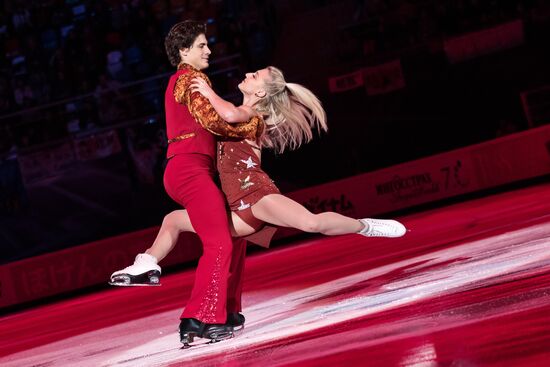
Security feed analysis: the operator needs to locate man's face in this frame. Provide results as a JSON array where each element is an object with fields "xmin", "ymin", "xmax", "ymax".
[{"xmin": 181, "ymin": 34, "xmax": 211, "ymax": 70}]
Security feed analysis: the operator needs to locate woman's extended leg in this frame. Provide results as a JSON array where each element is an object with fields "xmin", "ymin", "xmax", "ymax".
[
  {"xmin": 251, "ymin": 194, "xmax": 361, "ymax": 235},
  {"xmin": 108, "ymin": 210, "xmax": 191, "ymax": 285},
  {"xmin": 145, "ymin": 210, "xmax": 196, "ymax": 262},
  {"xmin": 110, "ymin": 209, "xmax": 255, "ymax": 286},
  {"xmin": 251, "ymin": 194, "xmax": 405, "ymax": 237},
  {"xmin": 146, "ymin": 210, "xmax": 256, "ymax": 261}
]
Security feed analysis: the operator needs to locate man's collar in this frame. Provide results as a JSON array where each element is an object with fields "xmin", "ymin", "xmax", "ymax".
[{"xmin": 177, "ymin": 62, "xmax": 201, "ymax": 72}]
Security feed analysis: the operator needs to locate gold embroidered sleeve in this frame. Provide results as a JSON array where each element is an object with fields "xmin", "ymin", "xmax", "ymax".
[
  {"xmin": 173, "ymin": 73, "xmax": 188, "ymax": 105},
  {"xmin": 174, "ymin": 72, "xmax": 262, "ymax": 139}
]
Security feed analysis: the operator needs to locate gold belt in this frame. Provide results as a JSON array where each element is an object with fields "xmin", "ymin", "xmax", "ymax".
[{"xmin": 167, "ymin": 132, "xmax": 195, "ymax": 144}]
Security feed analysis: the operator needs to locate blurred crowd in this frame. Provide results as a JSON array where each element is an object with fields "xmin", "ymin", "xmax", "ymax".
[
  {"xmin": 347, "ymin": 0, "xmax": 549, "ymax": 60},
  {"xmin": 0, "ymin": 0, "xmax": 278, "ymax": 153},
  {"xmin": 1, "ymin": 0, "xmax": 550, "ymax": 156}
]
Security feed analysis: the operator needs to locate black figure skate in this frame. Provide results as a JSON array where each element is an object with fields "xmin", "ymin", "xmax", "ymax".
[
  {"xmin": 226, "ymin": 312, "xmax": 245, "ymax": 333},
  {"xmin": 179, "ymin": 318, "xmax": 234, "ymax": 348}
]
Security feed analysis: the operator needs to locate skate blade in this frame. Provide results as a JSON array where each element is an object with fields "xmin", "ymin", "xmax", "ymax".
[
  {"xmin": 180, "ymin": 332, "xmax": 199, "ymax": 349},
  {"xmin": 179, "ymin": 338, "xmax": 211, "ymax": 349},
  {"xmin": 233, "ymin": 325, "xmax": 245, "ymax": 336},
  {"xmin": 207, "ymin": 331, "xmax": 234, "ymax": 344},
  {"xmin": 108, "ymin": 281, "xmax": 161, "ymax": 287},
  {"xmin": 108, "ymin": 272, "xmax": 162, "ymax": 287}
]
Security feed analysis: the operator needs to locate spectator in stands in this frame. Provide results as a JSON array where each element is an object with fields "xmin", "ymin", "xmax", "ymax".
[
  {"xmin": 13, "ymin": 78, "xmax": 34, "ymax": 107},
  {"xmin": 0, "ymin": 77, "xmax": 14, "ymax": 113},
  {"xmin": 94, "ymin": 73, "xmax": 125, "ymax": 124}
]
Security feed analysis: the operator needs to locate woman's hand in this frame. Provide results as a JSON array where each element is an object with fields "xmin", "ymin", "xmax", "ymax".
[{"xmin": 190, "ymin": 77, "xmax": 215, "ymax": 100}]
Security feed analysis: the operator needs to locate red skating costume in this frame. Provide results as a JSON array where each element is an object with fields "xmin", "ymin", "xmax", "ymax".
[{"xmin": 217, "ymin": 139, "xmax": 280, "ymax": 248}]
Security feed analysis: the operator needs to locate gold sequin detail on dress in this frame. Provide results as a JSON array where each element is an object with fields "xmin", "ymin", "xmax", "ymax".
[{"xmin": 239, "ymin": 175, "xmax": 254, "ymax": 190}]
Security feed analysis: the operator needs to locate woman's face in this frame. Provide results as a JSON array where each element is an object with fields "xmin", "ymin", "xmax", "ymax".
[{"xmin": 238, "ymin": 68, "xmax": 270, "ymax": 96}]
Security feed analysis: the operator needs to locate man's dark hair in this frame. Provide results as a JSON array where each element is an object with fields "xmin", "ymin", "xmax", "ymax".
[{"xmin": 164, "ymin": 20, "xmax": 207, "ymax": 67}]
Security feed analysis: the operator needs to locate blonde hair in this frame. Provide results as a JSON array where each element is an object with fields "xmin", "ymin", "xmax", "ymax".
[{"xmin": 254, "ymin": 66, "xmax": 328, "ymax": 154}]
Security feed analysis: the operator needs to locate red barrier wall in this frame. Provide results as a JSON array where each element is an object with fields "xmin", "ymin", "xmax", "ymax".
[{"xmin": 287, "ymin": 124, "xmax": 550, "ymax": 217}]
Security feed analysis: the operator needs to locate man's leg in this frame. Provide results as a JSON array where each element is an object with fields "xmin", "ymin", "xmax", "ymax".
[
  {"xmin": 164, "ymin": 155, "xmax": 233, "ymax": 325},
  {"xmin": 179, "ymin": 183, "xmax": 233, "ymax": 324},
  {"xmin": 227, "ymin": 238, "xmax": 247, "ymax": 314},
  {"xmin": 225, "ymin": 237, "xmax": 247, "ymax": 330}
]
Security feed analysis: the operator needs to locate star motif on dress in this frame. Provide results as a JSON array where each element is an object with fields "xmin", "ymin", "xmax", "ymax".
[
  {"xmin": 237, "ymin": 200, "xmax": 250, "ymax": 211},
  {"xmin": 240, "ymin": 156, "xmax": 257, "ymax": 169},
  {"xmin": 239, "ymin": 175, "xmax": 254, "ymax": 190}
]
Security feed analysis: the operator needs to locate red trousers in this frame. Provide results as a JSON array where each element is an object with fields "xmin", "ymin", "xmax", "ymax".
[{"xmin": 164, "ymin": 154, "xmax": 246, "ymax": 324}]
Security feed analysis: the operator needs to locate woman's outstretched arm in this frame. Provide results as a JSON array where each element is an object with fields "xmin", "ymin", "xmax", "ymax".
[{"xmin": 190, "ymin": 77, "xmax": 255, "ymax": 123}]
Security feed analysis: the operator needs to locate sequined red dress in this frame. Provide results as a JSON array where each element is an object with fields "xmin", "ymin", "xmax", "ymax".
[{"xmin": 217, "ymin": 139, "xmax": 280, "ymax": 248}]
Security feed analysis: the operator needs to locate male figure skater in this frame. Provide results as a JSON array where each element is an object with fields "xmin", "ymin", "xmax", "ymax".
[{"xmin": 160, "ymin": 20, "xmax": 259, "ymax": 345}]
